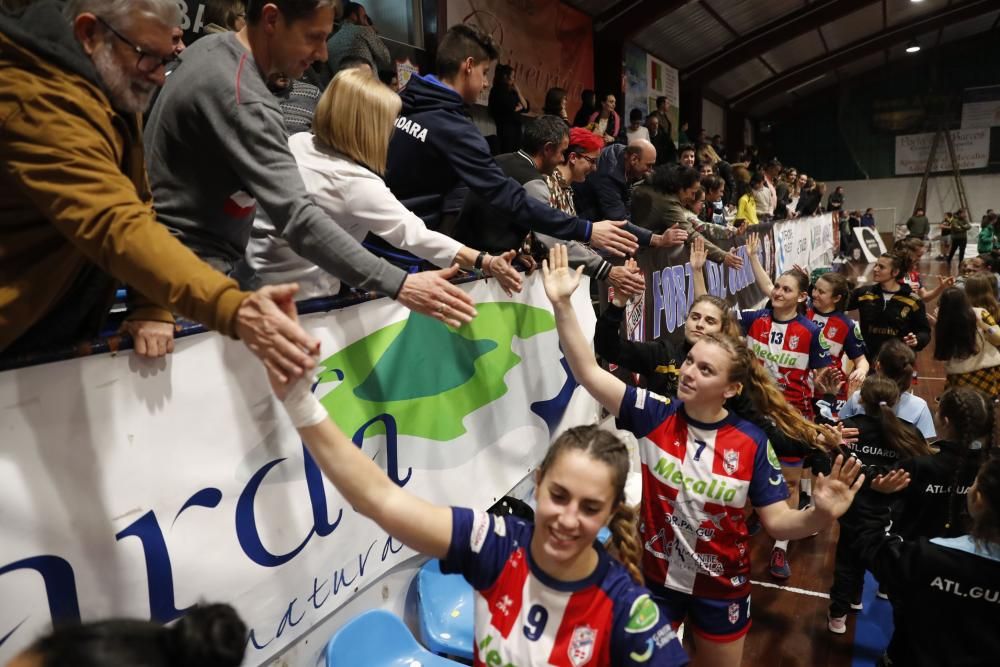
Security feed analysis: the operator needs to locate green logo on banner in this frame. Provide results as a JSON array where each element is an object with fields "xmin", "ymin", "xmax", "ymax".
[
  {"xmin": 316, "ymin": 303, "xmax": 555, "ymax": 441},
  {"xmin": 625, "ymin": 594, "xmax": 660, "ymax": 634}
]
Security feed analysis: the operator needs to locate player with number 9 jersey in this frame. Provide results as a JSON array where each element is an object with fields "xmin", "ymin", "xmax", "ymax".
[{"xmin": 443, "ymin": 508, "xmax": 689, "ymax": 667}]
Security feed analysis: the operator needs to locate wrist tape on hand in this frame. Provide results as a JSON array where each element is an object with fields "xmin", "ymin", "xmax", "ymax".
[{"xmin": 282, "ymin": 375, "xmax": 328, "ymax": 428}]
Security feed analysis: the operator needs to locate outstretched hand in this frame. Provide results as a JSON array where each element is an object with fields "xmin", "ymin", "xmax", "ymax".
[
  {"xmin": 813, "ymin": 454, "xmax": 865, "ymax": 521},
  {"xmin": 486, "ymin": 250, "xmax": 523, "ymax": 296},
  {"xmin": 723, "ymin": 249, "xmax": 744, "ymax": 269},
  {"xmin": 542, "ymin": 244, "xmax": 585, "ymax": 305},
  {"xmin": 608, "ymin": 258, "xmax": 645, "ymax": 306},
  {"xmin": 871, "ymin": 468, "xmax": 911, "ymax": 494},
  {"xmin": 237, "ymin": 284, "xmax": 320, "ymax": 384},
  {"xmin": 396, "ymin": 265, "xmax": 478, "ymax": 328}
]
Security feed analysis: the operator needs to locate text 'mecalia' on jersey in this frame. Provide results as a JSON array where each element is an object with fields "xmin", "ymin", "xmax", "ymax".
[
  {"xmin": 616, "ymin": 387, "xmax": 789, "ymax": 599},
  {"xmin": 442, "ymin": 507, "xmax": 689, "ymax": 667},
  {"xmin": 740, "ymin": 309, "xmax": 832, "ymax": 414}
]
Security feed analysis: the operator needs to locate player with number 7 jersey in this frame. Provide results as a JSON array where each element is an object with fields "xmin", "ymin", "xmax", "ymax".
[{"xmin": 615, "ymin": 388, "xmax": 788, "ymax": 614}]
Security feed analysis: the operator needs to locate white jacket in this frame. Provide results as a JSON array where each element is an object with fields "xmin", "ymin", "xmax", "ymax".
[{"xmin": 248, "ymin": 132, "xmax": 462, "ymax": 299}]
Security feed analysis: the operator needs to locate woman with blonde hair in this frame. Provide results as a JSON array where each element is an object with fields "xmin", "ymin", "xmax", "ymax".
[{"xmin": 248, "ymin": 69, "xmax": 521, "ymax": 301}]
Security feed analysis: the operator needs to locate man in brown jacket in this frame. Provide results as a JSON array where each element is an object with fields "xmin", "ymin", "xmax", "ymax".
[{"xmin": 0, "ymin": 0, "xmax": 317, "ymax": 380}]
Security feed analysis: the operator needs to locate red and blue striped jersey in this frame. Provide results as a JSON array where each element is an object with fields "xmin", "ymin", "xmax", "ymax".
[
  {"xmin": 442, "ymin": 507, "xmax": 689, "ymax": 667},
  {"xmin": 616, "ymin": 387, "xmax": 789, "ymax": 599},
  {"xmin": 807, "ymin": 307, "xmax": 867, "ymax": 405},
  {"xmin": 806, "ymin": 308, "xmax": 866, "ymax": 364},
  {"xmin": 740, "ymin": 308, "xmax": 832, "ymax": 416}
]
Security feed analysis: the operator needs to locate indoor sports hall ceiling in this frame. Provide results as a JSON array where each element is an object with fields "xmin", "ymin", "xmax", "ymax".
[{"xmin": 563, "ymin": 0, "xmax": 1000, "ymax": 116}]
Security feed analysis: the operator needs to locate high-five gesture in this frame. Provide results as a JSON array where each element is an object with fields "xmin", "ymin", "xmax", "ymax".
[
  {"xmin": 610, "ymin": 258, "xmax": 644, "ymax": 307},
  {"xmin": 690, "ymin": 235, "xmax": 708, "ymax": 272},
  {"xmin": 813, "ymin": 454, "xmax": 865, "ymax": 521},
  {"xmin": 542, "ymin": 244, "xmax": 585, "ymax": 304}
]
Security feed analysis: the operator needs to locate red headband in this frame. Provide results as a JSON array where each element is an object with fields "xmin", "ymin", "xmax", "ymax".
[{"xmin": 568, "ymin": 127, "xmax": 604, "ymax": 154}]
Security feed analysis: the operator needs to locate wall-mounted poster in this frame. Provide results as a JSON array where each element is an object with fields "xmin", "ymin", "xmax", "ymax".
[
  {"xmin": 446, "ymin": 0, "xmax": 594, "ymax": 118},
  {"xmin": 623, "ymin": 43, "xmax": 679, "ymax": 142}
]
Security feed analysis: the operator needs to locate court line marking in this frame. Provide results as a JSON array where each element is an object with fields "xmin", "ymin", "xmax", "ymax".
[{"xmin": 750, "ymin": 579, "xmax": 831, "ymax": 599}]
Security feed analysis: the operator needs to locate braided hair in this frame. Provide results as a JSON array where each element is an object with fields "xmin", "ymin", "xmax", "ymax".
[
  {"xmin": 858, "ymin": 375, "xmax": 931, "ymax": 459},
  {"xmin": 536, "ymin": 425, "xmax": 643, "ymax": 584},
  {"xmin": 937, "ymin": 387, "xmax": 994, "ymax": 532}
]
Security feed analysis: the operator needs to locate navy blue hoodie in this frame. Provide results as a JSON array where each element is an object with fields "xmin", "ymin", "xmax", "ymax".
[{"xmin": 386, "ymin": 74, "xmax": 591, "ymax": 241}]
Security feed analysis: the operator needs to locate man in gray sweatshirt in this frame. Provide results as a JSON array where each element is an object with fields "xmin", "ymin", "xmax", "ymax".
[{"xmin": 145, "ymin": 0, "xmax": 475, "ymax": 326}]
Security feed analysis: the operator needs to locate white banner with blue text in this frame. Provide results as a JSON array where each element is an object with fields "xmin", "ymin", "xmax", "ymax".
[
  {"xmin": 773, "ymin": 213, "xmax": 835, "ymax": 274},
  {"xmin": 0, "ymin": 275, "xmax": 598, "ymax": 665}
]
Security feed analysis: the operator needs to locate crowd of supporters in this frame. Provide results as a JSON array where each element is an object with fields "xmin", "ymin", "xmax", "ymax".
[{"xmin": 2, "ymin": 1, "xmax": 999, "ymax": 666}]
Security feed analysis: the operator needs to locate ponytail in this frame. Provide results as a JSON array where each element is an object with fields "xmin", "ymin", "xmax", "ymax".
[
  {"xmin": 607, "ymin": 503, "xmax": 644, "ymax": 585},
  {"xmin": 860, "ymin": 375, "xmax": 931, "ymax": 459}
]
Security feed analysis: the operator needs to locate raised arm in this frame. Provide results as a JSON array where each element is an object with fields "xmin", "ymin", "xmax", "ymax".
[
  {"xmin": 272, "ymin": 363, "xmax": 452, "ymax": 559},
  {"xmin": 745, "ymin": 232, "xmax": 774, "ymax": 293},
  {"xmin": 543, "ymin": 245, "xmax": 628, "ymax": 416},
  {"xmin": 690, "ymin": 235, "xmax": 709, "ymax": 298}
]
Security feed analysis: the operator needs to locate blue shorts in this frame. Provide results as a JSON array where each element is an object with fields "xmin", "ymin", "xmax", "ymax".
[{"xmin": 650, "ymin": 586, "xmax": 752, "ymax": 642}]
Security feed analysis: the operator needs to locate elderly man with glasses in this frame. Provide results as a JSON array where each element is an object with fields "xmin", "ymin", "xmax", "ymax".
[{"xmin": 0, "ymin": 0, "xmax": 319, "ymax": 381}]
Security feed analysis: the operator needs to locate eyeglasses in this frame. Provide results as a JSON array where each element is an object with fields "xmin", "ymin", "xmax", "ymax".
[
  {"xmin": 97, "ymin": 16, "xmax": 177, "ymax": 74},
  {"xmin": 576, "ymin": 154, "xmax": 597, "ymax": 166}
]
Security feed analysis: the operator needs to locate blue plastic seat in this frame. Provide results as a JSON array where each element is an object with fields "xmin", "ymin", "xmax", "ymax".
[
  {"xmin": 416, "ymin": 560, "xmax": 475, "ymax": 661},
  {"xmin": 325, "ymin": 609, "xmax": 462, "ymax": 666}
]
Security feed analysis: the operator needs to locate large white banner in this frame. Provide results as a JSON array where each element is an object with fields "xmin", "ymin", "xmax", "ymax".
[
  {"xmin": 895, "ymin": 128, "xmax": 990, "ymax": 175},
  {"xmin": 0, "ymin": 276, "xmax": 598, "ymax": 665},
  {"xmin": 773, "ymin": 213, "xmax": 834, "ymax": 274}
]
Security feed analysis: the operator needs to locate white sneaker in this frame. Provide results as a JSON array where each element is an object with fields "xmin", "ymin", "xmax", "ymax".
[
  {"xmin": 828, "ymin": 614, "xmax": 847, "ymax": 634},
  {"xmin": 876, "ymin": 588, "xmax": 889, "ymax": 600},
  {"xmin": 850, "ymin": 601, "xmax": 864, "ymax": 612}
]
